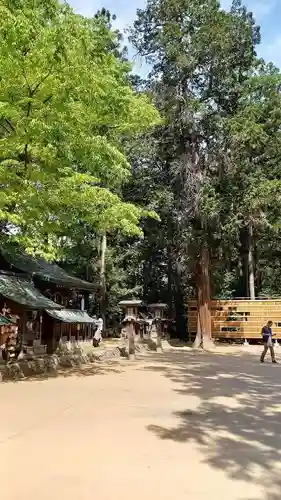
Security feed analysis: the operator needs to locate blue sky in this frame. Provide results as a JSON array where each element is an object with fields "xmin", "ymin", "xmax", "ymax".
[{"xmin": 69, "ymin": 0, "xmax": 281, "ymax": 73}]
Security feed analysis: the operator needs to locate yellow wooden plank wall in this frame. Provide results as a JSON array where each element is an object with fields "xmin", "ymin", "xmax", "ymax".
[{"xmin": 187, "ymin": 300, "xmax": 281, "ymax": 339}]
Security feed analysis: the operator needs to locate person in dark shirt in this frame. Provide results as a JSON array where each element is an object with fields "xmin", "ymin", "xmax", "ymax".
[{"xmin": 260, "ymin": 321, "xmax": 277, "ymax": 363}]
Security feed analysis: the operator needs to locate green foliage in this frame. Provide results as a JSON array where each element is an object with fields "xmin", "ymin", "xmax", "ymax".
[
  {"xmin": 3, "ymin": 0, "xmax": 281, "ymax": 324},
  {"xmin": 213, "ymin": 271, "xmax": 239, "ymax": 300},
  {"xmin": 0, "ymin": 0, "xmax": 160, "ymax": 257},
  {"xmin": 126, "ymin": 0, "xmax": 264, "ymax": 333}
]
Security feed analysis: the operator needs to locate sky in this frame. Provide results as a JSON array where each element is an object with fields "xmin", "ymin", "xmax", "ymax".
[{"xmin": 69, "ymin": 0, "xmax": 281, "ymax": 74}]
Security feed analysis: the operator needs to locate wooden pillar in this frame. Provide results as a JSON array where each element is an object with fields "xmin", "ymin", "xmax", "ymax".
[
  {"xmin": 42, "ymin": 312, "xmax": 55, "ymax": 355},
  {"xmin": 194, "ymin": 245, "xmax": 212, "ymax": 348},
  {"xmin": 39, "ymin": 313, "xmax": 43, "ymax": 344}
]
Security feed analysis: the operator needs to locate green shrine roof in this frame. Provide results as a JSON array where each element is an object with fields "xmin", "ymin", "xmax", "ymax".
[
  {"xmin": 0, "ymin": 274, "xmax": 62, "ymax": 310},
  {"xmin": 46, "ymin": 309, "xmax": 94, "ymax": 323},
  {"xmin": 2, "ymin": 247, "xmax": 94, "ymax": 291}
]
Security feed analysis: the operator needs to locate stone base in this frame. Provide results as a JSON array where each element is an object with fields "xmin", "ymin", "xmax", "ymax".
[
  {"xmin": 0, "ymin": 345, "xmax": 122, "ymax": 381},
  {"xmin": 0, "ymin": 339, "xmax": 161, "ymax": 382}
]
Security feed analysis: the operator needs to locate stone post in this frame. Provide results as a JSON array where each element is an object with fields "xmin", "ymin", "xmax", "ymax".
[
  {"xmin": 148, "ymin": 303, "xmax": 168, "ymax": 352},
  {"xmin": 119, "ymin": 300, "xmax": 142, "ymax": 360}
]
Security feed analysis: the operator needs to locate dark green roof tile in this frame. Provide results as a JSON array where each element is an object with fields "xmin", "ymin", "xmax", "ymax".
[
  {"xmin": 46, "ymin": 309, "xmax": 94, "ymax": 323},
  {"xmin": 2, "ymin": 248, "xmax": 94, "ymax": 291},
  {"xmin": 0, "ymin": 274, "xmax": 62, "ymax": 310}
]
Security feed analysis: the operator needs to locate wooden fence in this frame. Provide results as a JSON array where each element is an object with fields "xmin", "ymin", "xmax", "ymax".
[{"xmin": 187, "ymin": 299, "xmax": 281, "ymax": 340}]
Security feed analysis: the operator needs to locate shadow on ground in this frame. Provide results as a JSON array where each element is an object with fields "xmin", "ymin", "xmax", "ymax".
[
  {"xmin": 4, "ymin": 361, "xmax": 123, "ymax": 384},
  {"xmin": 141, "ymin": 349, "xmax": 281, "ymax": 499}
]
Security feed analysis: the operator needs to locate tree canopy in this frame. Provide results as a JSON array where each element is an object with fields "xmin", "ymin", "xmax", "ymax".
[
  {"xmin": 127, "ymin": 0, "xmax": 281, "ymax": 340},
  {"xmin": 0, "ymin": 0, "xmax": 160, "ymax": 257},
  {"xmin": 2, "ymin": 0, "xmax": 281, "ymax": 340}
]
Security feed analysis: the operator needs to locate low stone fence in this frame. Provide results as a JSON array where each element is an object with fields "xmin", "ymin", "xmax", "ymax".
[{"xmin": 0, "ymin": 341, "xmax": 153, "ymax": 382}]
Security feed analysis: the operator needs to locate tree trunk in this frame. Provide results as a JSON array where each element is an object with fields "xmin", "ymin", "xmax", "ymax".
[
  {"xmin": 248, "ymin": 222, "xmax": 255, "ymax": 300},
  {"xmin": 167, "ymin": 247, "xmax": 174, "ymax": 316},
  {"xmin": 100, "ymin": 232, "xmax": 107, "ymax": 334},
  {"xmin": 193, "ymin": 246, "xmax": 212, "ymax": 348},
  {"xmin": 254, "ymin": 241, "xmax": 261, "ymax": 296},
  {"xmin": 239, "ymin": 227, "xmax": 249, "ymax": 297},
  {"xmin": 173, "ymin": 259, "xmax": 187, "ymax": 341}
]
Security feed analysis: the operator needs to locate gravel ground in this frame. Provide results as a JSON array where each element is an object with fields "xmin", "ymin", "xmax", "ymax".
[{"xmin": 0, "ymin": 345, "xmax": 280, "ymax": 500}]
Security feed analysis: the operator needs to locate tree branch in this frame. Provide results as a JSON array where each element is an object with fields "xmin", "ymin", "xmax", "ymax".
[
  {"xmin": 4, "ymin": 119, "xmax": 14, "ymax": 132},
  {"xmin": 31, "ymin": 72, "xmax": 51, "ymax": 96}
]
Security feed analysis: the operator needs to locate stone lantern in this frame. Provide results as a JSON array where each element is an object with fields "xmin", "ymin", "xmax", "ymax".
[
  {"xmin": 119, "ymin": 300, "xmax": 142, "ymax": 360},
  {"xmin": 147, "ymin": 303, "xmax": 168, "ymax": 352}
]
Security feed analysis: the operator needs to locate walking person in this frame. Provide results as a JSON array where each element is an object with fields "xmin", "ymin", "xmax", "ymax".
[{"xmin": 260, "ymin": 320, "xmax": 277, "ymax": 363}]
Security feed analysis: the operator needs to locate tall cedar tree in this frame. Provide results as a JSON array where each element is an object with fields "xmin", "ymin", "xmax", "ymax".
[{"xmin": 130, "ymin": 0, "xmax": 260, "ymax": 345}]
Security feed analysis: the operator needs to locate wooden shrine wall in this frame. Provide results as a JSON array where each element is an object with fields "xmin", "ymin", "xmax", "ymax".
[
  {"xmin": 0, "ymin": 299, "xmax": 26, "ymax": 345},
  {"xmin": 187, "ymin": 300, "xmax": 281, "ymax": 340}
]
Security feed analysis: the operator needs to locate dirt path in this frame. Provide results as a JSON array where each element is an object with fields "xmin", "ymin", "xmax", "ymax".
[{"xmin": 1, "ymin": 348, "xmax": 280, "ymax": 500}]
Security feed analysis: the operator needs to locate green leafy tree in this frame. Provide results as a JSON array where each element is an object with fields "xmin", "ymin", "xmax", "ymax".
[
  {"xmin": 224, "ymin": 63, "xmax": 281, "ymax": 299},
  {"xmin": 130, "ymin": 0, "xmax": 261, "ymax": 345},
  {"xmin": 0, "ymin": 0, "xmax": 160, "ymax": 258}
]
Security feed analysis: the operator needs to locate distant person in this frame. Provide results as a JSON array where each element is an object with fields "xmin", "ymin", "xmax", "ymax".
[
  {"xmin": 260, "ymin": 320, "xmax": 277, "ymax": 363},
  {"xmin": 93, "ymin": 316, "xmax": 103, "ymax": 347}
]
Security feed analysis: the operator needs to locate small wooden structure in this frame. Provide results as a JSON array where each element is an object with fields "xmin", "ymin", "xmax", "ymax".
[
  {"xmin": 187, "ymin": 299, "xmax": 281, "ymax": 341},
  {"xmin": 0, "ymin": 247, "xmax": 95, "ymax": 345},
  {"xmin": 0, "ymin": 246, "xmax": 95, "ymax": 353},
  {"xmin": 0, "ymin": 274, "xmax": 63, "ymax": 347}
]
